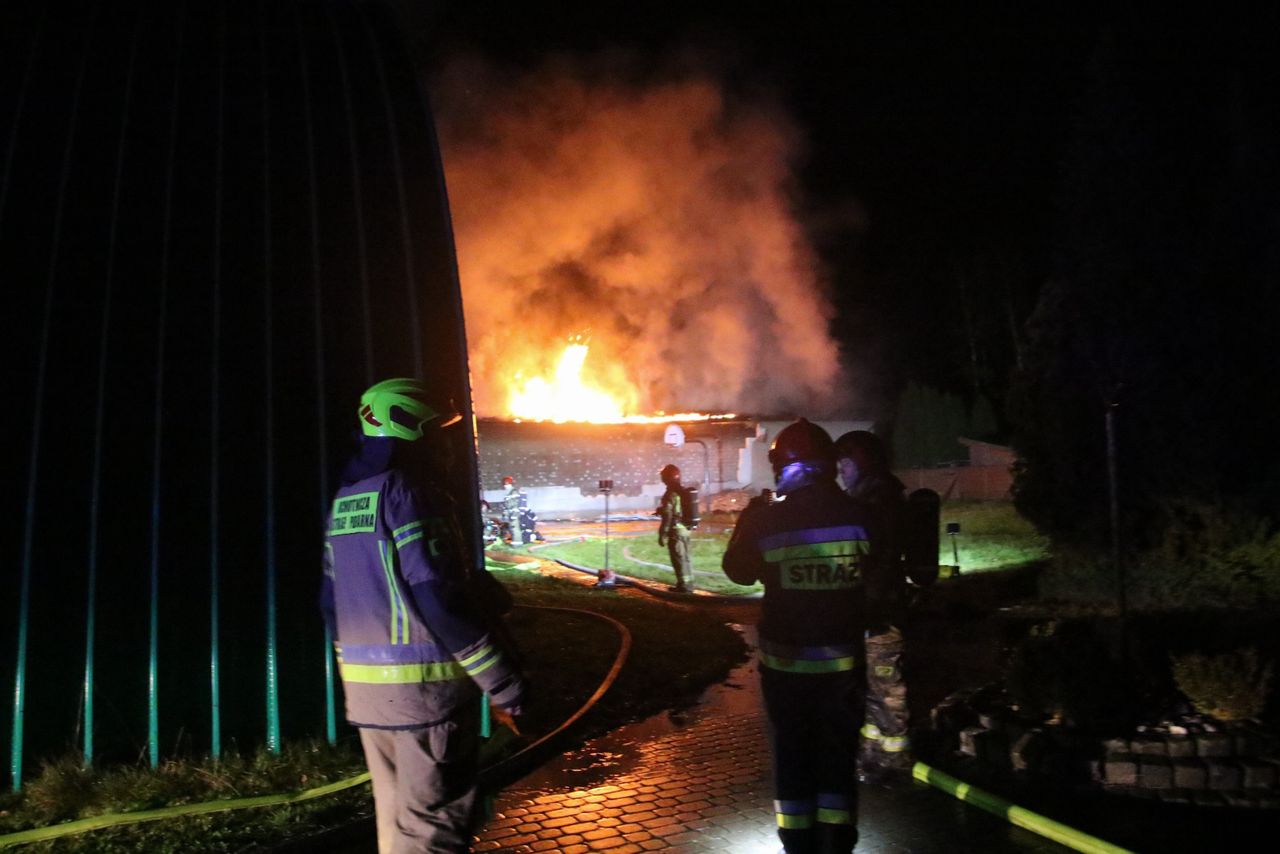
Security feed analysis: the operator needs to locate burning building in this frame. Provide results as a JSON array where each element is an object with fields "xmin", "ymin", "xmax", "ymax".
[{"xmin": 475, "ymin": 417, "xmax": 872, "ymax": 518}]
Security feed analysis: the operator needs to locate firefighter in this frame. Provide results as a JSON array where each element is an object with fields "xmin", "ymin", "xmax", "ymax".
[
  {"xmin": 500, "ymin": 476, "xmax": 524, "ymax": 546},
  {"xmin": 658, "ymin": 463, "xmax": 694, "ymax": 593},
  {"xmin": 723, "ymin": 419, "xmax": 886, "ymax": 854},
  {"xmin": 320, "ymin": 378, "xmax": 526, "ymax": 854},
  {"xmin": 836, "ymin": 429, "xmax": 912, "ymax": 784}
]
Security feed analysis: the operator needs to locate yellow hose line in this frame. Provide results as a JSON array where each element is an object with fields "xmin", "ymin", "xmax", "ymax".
[
  {"xmin": 0, "ymin": 773, "xmax": 373, "ymax": 847},
  {"xmin": 911, "ymin": 762, "xmax": 1134, "ymax": 854},
  {"xmin": 0, "ymin": 604, "xmax": 630, "ymax": 849}
]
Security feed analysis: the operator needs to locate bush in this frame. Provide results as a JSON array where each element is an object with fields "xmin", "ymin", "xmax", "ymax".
[
  {"xmin": 1005, "ymin": 620, "xmax": 1130, "ymax": 731},
  {"xmin": 1170, "ymin": 647, "xmax": 1273, "ymax": 722},
  {"xmin": 1034, "ymin": 504, "xmax": 1280, "ymax": 613}
]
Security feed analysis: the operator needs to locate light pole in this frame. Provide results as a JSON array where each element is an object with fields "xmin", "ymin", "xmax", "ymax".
[{"xmin": 599, "ymin": 479, "xmax": 613, "ymax": 576}]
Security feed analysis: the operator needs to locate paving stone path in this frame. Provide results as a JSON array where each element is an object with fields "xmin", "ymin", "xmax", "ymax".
[{"xmin": 472, "ymin": 625, "xmax": 1067, "ymax": 853}]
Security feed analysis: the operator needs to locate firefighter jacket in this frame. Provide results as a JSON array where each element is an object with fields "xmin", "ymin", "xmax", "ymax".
[
  {"xmin": 501, "ymin": 487, "xmax": 526, "ymax": 525},
  {"xmin": 723, "ymin": 478, "xmax": 888, "ymax": 674},
  {"xmin": 320, "ymin": 452, "xmax": 524, "ymax": 729},
  {"xmin": 658, "ymin": 487, "xmax": 687, "ymax": 544}
]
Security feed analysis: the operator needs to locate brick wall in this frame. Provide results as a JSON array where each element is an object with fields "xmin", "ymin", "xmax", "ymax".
[
  {"xmin": 896, "ymin": 465, "xmax": 1013, "ymax": 500},
  {"xmin": 476, "ymin": 419, "xmax": 758, "ymax": 515}
]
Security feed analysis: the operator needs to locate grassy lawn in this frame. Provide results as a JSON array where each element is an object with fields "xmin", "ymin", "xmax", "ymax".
[
  {"xmin": 534, "ymin": 500, "xmax": 1050, "ymax": 584},
  {"xmin": 0, "ymin": 569, "xmax": 748, "ymax": 852},
  {"xmin": 532, "ymin": 531, "xmax": 762, "ymax": 595},
  {"xmin": 939, "ymin": 501, "xmax": 1050, "ymax": 573}
]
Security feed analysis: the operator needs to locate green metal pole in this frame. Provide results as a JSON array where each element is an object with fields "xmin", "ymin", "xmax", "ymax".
[
  {"xmin": 209, "ymin": 5, "xmax": 225, "ymax": 763},
  {"xmin": 260, "ymin": 0, "xmax": 281, "ymax": 755},
  {"xmin": 294, "ymin": 1, "xmax": 336, "ymax": 746},
  {"xmin": 84, "ymin": 10, "xmax": 143, "ymax": 766},
  {"xmin": 3, "ymin": 15, "xmax": 39, "ymax": 786},
  {"xmin": 15, "ymin": 9, "xmax": 88, "ymax": 789},
  {"xmin": 148, "ymin": 4, "xmax": 187, "ymax": 770}
]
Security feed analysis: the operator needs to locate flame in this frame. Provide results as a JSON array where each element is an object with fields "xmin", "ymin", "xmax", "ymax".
[{"xmin": 507, "ymin": 341, "xmax": 735, "ymax": 424}]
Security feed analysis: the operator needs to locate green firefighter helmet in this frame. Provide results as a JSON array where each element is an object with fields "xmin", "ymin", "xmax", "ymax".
[{"xmin": 358, "ymin": 378, "xmax": 460, "ymax": 441}]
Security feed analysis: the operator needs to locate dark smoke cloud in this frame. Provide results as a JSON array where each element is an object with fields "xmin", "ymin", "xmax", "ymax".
[{"xmin": 433, "ymin": 54, "xmax": 849, "ymax": 417}]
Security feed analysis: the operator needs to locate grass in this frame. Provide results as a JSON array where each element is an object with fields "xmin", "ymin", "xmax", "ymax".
[
  {"xmin": 0, "ymin": 742, "xmax": 373, "ymax": 853},
  {"xmin": 532, "ymin": 531, "xmax": 762, "ymax": 594},
  {"xmin": 0, "ymin": 568, "xmax": 749, "ymax": 852},
  {"xmin": 938, "ymin": 501, "xmax": 1050, "ymax": 573},
  {"xmin": 533, "ymin": 500, "xmax": 1050, "ymax": 583}
]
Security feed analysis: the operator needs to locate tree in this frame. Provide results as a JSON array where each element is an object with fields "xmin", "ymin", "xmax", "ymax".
[{"xmin": 1009, "ymin": 20, "xmax": 1280, "ymax": 551}]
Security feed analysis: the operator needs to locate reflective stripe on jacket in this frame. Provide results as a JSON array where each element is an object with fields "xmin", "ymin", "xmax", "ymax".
[
  {"xmin": 322, "ymin": 467, "xmax": 522, "ymax": 728},
  {"xmin": 723, "ymin": 479, "xmax": 883, "ymax": 657}
]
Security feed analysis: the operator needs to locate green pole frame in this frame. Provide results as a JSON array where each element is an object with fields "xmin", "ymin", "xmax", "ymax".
[
  {"xmin": 209, "ymin": 5, "xmax": 226, "ymax": 762},
  {"xmin": 14, "ymin": 9, "xmax": 87, "ymax": 791},
  {"xmin": 260, "ymin": 0, "xmax": 281, "ymax": 755},
  {"xmin": 84, "ymin": 12, "xmax": 141, "ymax": 769},
  {"xmin": 293, "ymin": 1, "xmax": 337, "ymax": 746},
  {"xmin": 147, "ymin": 4, "xmax": 187, "ymax": 769}
]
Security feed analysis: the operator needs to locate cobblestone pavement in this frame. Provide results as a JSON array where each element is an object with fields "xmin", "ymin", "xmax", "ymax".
[{"xmin": 473, "ymin": 628, "xmax": 1068, "ymax": 854}]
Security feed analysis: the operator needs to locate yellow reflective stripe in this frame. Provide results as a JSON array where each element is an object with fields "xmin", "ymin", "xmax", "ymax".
[
  {"xmin": 378, "ymin": 542, "xmax": 399, "ymax": 642},
  {"xmin": 379, "ymin": 542, "xmax": 410, "ymax": 644},
  {"xmin": 760, "ymin": 652, "xmax": 857, "ymax": 673},
  {"xmin": 339, "ymin": 661, "xmax": 466, "ymax": 684},
  {"xmin": 763, "ymin": 539, "xmax": 867, "ymax": 563},
  {"xmin": 881, "ymin": 735, "xmax": 909, "ymax": 752},
  {"xmin": 459, "ymin": 644, "xmax": 495, "ymax": 669},
  {"xmin": 776, "ymin": 812, "xmax": 814, "ymax": 829},
  {"xmin": 393, "ymin": 520, "xmax": 424, "ymax": 537},
  {"xmin": 466, "ymin": 654, "xmax": 500, "ymax": 677},
  {"xmin": 861, "ymin": 723, "xmax": 882, "ymax": 739},
  {"xmin": 817, "ymin": 807, "xmax": 852, "ymax": 825},
  {"xmin": 397, "ymin": 531, "xmax": 425, "ymax": 548}
]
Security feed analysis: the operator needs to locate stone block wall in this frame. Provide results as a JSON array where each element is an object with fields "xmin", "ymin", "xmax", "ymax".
[
  {"xmin": 930, "ymin": 689, "xmax": 1280, "ymax": 809},
  {"xmin": 476, "ymin": 419, "xmax": 757, "ymax": 516}
]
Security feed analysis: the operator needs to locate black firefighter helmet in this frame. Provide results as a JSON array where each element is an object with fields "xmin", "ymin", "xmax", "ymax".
[
  {"xmin": 659, "ymin": 464, "xmax": 681, "ymax": 487},
  {"xmin": 768, "ymin": 418, "xmax": 836, "ymax": 479}
]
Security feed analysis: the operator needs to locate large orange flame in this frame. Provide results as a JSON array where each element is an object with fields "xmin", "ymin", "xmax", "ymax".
[{"xmin": 506, "ymin": 341, "xmax": 734, "ymax": 424}]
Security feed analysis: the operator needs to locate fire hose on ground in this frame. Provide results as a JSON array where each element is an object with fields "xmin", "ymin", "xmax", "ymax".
[
  {"xmin": 551, "ymin": 557, "xmax": 762, "ymax": 601},
  {"xmin": 911, "ymin": 762, "xmax": 1133, "ymax": 854},
  {"xmin": 0, "ymin": 604, "xmax": 632, "ymax": 850}
]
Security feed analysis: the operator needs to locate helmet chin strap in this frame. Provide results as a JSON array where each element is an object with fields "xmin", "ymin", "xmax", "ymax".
[{"xmin": 775, "ymin": 462, "xmax": 828, "ymax": 496}]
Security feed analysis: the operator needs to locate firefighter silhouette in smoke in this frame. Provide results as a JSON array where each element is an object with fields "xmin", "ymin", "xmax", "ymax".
[
  {"xmin": 320, "ymin": 379, "xmax": 526, "ymax": 853},
  {"xmin": 658, "ymin": 463, "xmax": 695, "ymax": 593},
  {"xmin": 723, "ymin": 419, "xmax": 886, "ymax": 854},
  {"xmin": 835, "ymin": 429, "xmax": 914, "ymax": 784}
]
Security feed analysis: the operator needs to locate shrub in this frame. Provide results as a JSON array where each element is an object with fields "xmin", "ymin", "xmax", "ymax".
[
  {"xmin": 1035, "ymin": 503, "xmax": 1280, "ymax": 612},
  {"xmin": 1170, "ymin": 647, "xmax": 1273, "ymax": 722},
  {"xmin": 1005, "ymin": 620, "xmax": 1130, "ymax": 731}
]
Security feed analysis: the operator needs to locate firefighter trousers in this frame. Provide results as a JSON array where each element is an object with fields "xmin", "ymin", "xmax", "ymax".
[
  {"xmin": 761, "ymin": 665, "xmax": 865, "ymax": 854},
  {"xmin": 667, "ymin": 526, "xmax": 693, "ymax": 589},
  {"xmin": 359, "ymin": 701, "xmax": 481, "ymax": 854},
  {"xmin": 862, "ymin": 625, "xmax": 910, "ymax": 771}
]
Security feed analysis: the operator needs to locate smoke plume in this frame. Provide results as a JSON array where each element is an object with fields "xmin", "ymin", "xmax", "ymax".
[{"xmin": 433, "ymin": 55, "xmax": 846, "ymax": 417}]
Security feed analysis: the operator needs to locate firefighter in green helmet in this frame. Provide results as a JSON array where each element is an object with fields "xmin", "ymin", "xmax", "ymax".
[{"xmin": 320, "ymin": 378, "xmax": 526, "ymax": 853}]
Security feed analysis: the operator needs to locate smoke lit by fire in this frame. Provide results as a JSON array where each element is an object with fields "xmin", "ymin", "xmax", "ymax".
[{"xmin": 434, "ymin": 56, "xmax": 845, "ymax": 421}]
